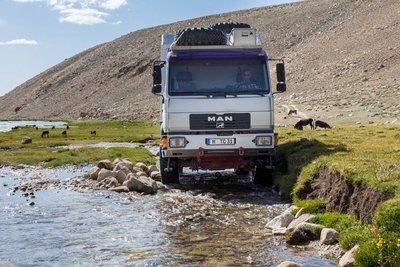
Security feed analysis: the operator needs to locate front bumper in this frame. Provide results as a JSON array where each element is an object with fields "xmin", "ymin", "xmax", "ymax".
[{"xmin": 162, "ymin": 133, "xmax": 276, "ymax": 158}]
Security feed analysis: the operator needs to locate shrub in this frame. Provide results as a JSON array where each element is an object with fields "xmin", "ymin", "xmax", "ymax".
[
  {"xmin": 373, "ymin": 198, "xmax": 400, "ymax": 233},
  {"xmin": 354, "ymin": 239, "xmax": 380, "ymax": 267},
  {"xmin": 339, "ymin": 226, "xmax": 371, "ymax": 250}
]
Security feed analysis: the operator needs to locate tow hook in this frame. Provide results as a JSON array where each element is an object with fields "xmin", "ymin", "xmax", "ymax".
[{"xmin": 239, "ymin": 147, "xmax": 245, "ymax": 156}]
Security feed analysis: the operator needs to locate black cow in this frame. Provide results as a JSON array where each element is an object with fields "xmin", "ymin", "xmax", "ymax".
[
  {"xmin": 294, "ymin": 118, "xmax": 314, "ymax": 130},
  {"xmin": 41, "ymin": 130, "xmax": 49, "ymax": 138},
  {"xmin": 314, "ymin": 120, "xmax": 332, "ymax": 129},
  {"xmin": 61, "ymin": 130, "xmax": 67, "ymax": 137},
  {"xmin": 90, "ymin": 130, "xmax": 97, "ymax": 136}
]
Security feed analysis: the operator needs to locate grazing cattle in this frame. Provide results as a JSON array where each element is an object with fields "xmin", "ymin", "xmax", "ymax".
[
  {"xmin": 35, "ymin": 127, "xmax": 39, "ymax": 130},
  {"xmin": 66, "ymin": 125, "xmax": 70, "ymax": 130},
  {"xmin": 294, "ymin": 118, "xmax": 314, "ymax": 131},
  {"xmin": 315, "ymin": 120, "xmax": 332, "ymax": 129},
  {"xmin": 288, "ymin": 109, "xmax": 298, "ymax": 116},
  {"xmin": 52, "ymin": 126, "xmax": 56, "ymax": 129},
  {"xmin": 41, "ymin": 130, "xmax": 49, "ymax": 138},
  {"xmin": 61, "ymin": 130, "xmax": 67, "ymax": 137},
  {"xmin": 90, "ymin": 130, "xmax": 97, "ymax": 136}
]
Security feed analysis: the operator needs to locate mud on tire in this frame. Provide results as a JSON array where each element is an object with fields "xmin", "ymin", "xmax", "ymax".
[
  {"xmin": 208, "ymin": 22, "xmax": 251, "ymax": 34},
  {"xmin": 175, "ymin": 27, "xmax": 227, "ymax": 46}
]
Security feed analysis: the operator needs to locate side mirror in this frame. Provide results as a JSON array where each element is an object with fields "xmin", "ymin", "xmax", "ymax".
[
  {"xmin": 276, "ymin": 83, "xmax": 286, "ymax": 92},
  {"xmin": 152, "ymin": 61, "xmax": 165, "ymax": 95},
  {"xmin": 152, "ymin": 84, "xmax": 162, "ymax": 94},
  {"xmin": 276, "ymin": 63, "xmax": 285, "ymax": 83},
  {"xmin": 153, "ymin": 65, "xmax": 162, "ymax": 85}
]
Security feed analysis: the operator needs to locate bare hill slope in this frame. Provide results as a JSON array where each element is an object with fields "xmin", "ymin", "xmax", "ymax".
[{"xmin": 1, "ymin": 0, "xmax": 399, "ymax": 124}]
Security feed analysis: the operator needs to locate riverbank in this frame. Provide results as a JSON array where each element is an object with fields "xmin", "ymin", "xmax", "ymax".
[{"xmin": 273, "ymin": 125, "xmax": 400, "ymax": 266}]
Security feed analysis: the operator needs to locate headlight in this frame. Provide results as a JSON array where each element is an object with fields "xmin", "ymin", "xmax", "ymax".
[
  {"xmin": 169, "ymin": 137, "xmax": 186, "ymax": 148},
  {"xmin": 255, "ymin": 136, "xmax": 272, "ymax": 146}
]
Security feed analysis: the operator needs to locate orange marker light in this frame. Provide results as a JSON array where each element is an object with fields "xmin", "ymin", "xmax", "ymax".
[
  {"xmin": 161, "ymin": 137, "xmax": 168, "ymax": 149},
  {"xmin": 274, "ymin": 133, "xmax": 279, "ymax": 146}
]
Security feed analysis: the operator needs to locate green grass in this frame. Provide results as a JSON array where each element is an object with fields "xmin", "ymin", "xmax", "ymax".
[
  {"xmin": 274, "ymin": 125, "xmax": 400, "ymax": 265},
  {"xmin": 0, "ymin": 120, "xmax": 159, "ymax": 148},
  {"xmin": 0, "ymin": 120, "xmax": 159, "ymax": 167}
]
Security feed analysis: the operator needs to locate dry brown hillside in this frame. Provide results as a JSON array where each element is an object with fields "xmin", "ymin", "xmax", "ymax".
[{"xmin": 1, "ymin": 0, "xmax": 399, "ymax": 125}]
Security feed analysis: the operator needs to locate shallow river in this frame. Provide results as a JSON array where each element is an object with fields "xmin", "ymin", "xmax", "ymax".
[{"xmin": 0, "ymin": 166, "xmax": 336, "ymax": 266}]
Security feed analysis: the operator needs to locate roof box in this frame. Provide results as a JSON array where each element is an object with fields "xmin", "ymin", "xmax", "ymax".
[{"xmin": 229, "ymin": 28, "xmax": 257, "ymax": 46}]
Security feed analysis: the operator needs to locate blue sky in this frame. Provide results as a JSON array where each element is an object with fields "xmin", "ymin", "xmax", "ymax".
[{"xmin": 0, "ymin": 0, "xmax": 299, "ymax": 96}]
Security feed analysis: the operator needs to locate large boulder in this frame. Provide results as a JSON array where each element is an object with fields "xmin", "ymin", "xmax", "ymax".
[
  {"xmin": 135, "ymin": 171, "xmax": 148, "ymax": 177},
  {"xmin": 338, "ymin": 245, "xmax": 359, "ymax": 267},
  {"xmin": 147, "ymin": 165, "xmax": 159, "ymax": 175},
  {"xmin": 135, "ymin": 162, "xmax": 149, "ymax": 174},
  {"xmin": 87, "ymin": 166, "xmax": 100, "ymax": 180},
  {"xmin": 266, "ymin": 212, "xmax": 295, "ymax": 229},
  {"xmin": 115, "ymin": 170, "xmax": 127, "ymax": 184},
  {"xmin": 150, "ymin": 171, "xmax": 162, "ymax": 181},
  {"xmin": 286, "ymin": 222, "xmax": 324, "ymax": 245},
  {"xmin": 287, "ymin": 214, "xmax": 316, "ymax": 230},
  {"xmin": 320, "ymin": 228, "xmax": 339, "ymax": 245},
  {"xmin": 124, "ymin": 173, "xmax": 157, "ymax": 194},
  {"xmin": 97, "ymin": 160, "xmax": 114, "ymax": 170},
  {"xmin": 99, "ymin": 177, "xmax": 119, "ymax": 189},
  {"xmin": 295, "ymin": 207, "xmax": 307, "ymax": 218},
  {"xmin": 97, "ymin": 169, "xmax": 117, "ymax": 182}
]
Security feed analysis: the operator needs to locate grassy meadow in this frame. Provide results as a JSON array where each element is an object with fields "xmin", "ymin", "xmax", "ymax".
[{"xmin": 0, "ymin": 120, "xmax": 159, "ymax": 167}]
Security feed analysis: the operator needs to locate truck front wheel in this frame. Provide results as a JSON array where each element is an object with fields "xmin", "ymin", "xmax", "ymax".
[
  {"xmin": 253, "ymin": 164, "xmax": 273, "ymax": 187},
  {"xmin": 160, "ymin": 154, "xmax": 180, "ymax": 184}
]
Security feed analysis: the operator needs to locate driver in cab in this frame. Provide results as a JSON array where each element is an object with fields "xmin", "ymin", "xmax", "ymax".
[{"xmin": 235, "ymin": 69, "xmax": 260, "ymax": 90}]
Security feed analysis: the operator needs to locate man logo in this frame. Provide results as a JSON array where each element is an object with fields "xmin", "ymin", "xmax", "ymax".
[
  {"xmin": 207, "ymin": 116, "xmax": 233, "ymax": 122},
  {"xmin": 216, "ymin": 122, "xmax": 225, "ymax": 128}
]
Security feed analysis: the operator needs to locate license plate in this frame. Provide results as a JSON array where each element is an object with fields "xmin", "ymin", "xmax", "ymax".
[{"xmin": 206, "ymin": 138, "xmax": 236, "ymax": 145}]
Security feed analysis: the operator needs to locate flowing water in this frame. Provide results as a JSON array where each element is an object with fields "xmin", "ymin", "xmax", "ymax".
[
  {"xmin": 0, "ymin": 165, "xmax": 337, "ymax": 266},
  {"xmin": 0, "ymin": 120, "xmax": 67, "ymax": 132}
]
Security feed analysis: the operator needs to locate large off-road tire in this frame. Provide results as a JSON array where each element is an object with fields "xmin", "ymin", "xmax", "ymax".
[
  {"xmin": 175, "ymin": 27, "xmax": 227, "ymax": 46},
  {"xmin": 208, "ymin": 22, "xmax": 251, "ymax": 34},
  {"xmin": 253, "ymin": 164, "xmax": 273, "ymax": 187},
  {"xmin": 160, "ymin": 154, "xmax": 180, "ymax": 184}
]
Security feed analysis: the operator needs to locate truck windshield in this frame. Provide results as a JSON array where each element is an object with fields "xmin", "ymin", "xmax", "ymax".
[{"xmin": 168, "ymin": 59, "xmax": 269, "ymax": 96}]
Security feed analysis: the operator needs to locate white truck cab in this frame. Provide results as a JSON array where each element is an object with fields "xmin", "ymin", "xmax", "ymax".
[{"xmin": 151, "ymin": 23, "xmax": 286, "ymax": 185}]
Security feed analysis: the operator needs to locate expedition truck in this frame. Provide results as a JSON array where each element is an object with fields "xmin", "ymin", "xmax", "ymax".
[{"xmin": 151, "ymin": 23, "xmax": 286, "ymax": 185}]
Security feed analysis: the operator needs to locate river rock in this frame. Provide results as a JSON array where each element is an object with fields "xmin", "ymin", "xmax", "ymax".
[
  {"xmin": 275, "ymin": 261, "xmax": 301, "ymax": 267},
  {"xmin": 272, "ymin": 227, "xmax": 287, "ymax": 235},
  {"xmin": 115, "ymin": 170, "xmax": 127, "ymax": 184},
  {"xmin": 338, "ymin": 245, "xmax": 359, "ymax": 267},
  {"xmin": 109, "ymin": 186, "xmax": 130, "ymax": 193},
  {"xmin": 22, "ymin": 136, "xmax": 32, "ymax": 144},
  {"xmin": 147, "ymin": 165, "xmax": 159, "ymax": 175},
  {"xmin": 295, "ymin": 207, "xmax": 307, "ymax": 218},
  {"xmin": 97, "ymin": 169, "xmax": 117, "ymax": 182},
  {"xmin": 136, "ymin": 171, "xmax": 148, "ymax": 177},
  {"xmin": 284, "ymin": 205, "xmax": 298, "ymax": 214},
  {"xmin": 287, "ymin": 213, "xmax": 316, "ymax": 230},
  {"xmin": 99, "ymin": 177, "xmax": 119, "ymax": 188},
  {"xmin": 286, "ymin": 222, "xmax": 324, "ymax": 245},
  {"xmin": 97, "ymin": 160, "xmax": 114, "ymax": 170},
  {"xmin": 113, "ymin": 158, "xmax": 123, "ymax": 165},
  {"xmin": 320, "ymin": 228, "xmax": 339, "ymax": 245},
  {"xmin": 266, "ymin": 212, "xmax": 295, "ymax": 229},
  {"xmin": 150, "ymin": 171, "xmax": 162, "ymax": 181},
  {"xmin": 156, "ymin": 181, "xmax": 168, "ymax": 191},
  {"xmin": 114, "ymin": 165, "xmax": 130, "ymax": 176},
  {"xmin": 135, "ymin": 162, "xmax": 149, "ymax": 173},
  {"xmin": 124, "ymin": 173, "xmax": 157, "ymax": 194},
  {"xmin": 87, "ymin": 166, "xmax": 100, "ymax": 180}
]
